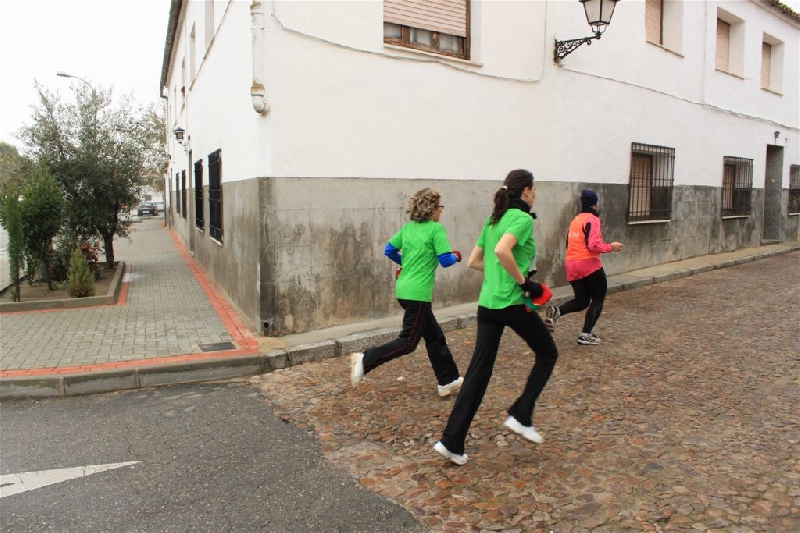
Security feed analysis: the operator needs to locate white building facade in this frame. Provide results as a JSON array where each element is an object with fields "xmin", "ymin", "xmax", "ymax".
[{"xmin": 161, "ymin": 0, "xmax": 800, "ymax": 336}]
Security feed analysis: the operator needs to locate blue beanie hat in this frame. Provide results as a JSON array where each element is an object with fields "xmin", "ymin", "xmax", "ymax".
[{"xmin": 581, "ymin": 189, "xmax": 598, "ymax": 209}]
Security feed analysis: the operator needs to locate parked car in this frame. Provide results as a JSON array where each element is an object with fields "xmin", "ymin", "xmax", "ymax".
[
  {"xmin": 137, "ymin": 202, "xmax": 157, "ymax": 216},
  {"xmin": 153, "ymin": 201, "xmax": 165, "ymax": 214}
]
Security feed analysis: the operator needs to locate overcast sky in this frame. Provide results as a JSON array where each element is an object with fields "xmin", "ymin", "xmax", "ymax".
[{"xmin": 0, "ymin": 0, "xmax": 171, "ymax": 151}]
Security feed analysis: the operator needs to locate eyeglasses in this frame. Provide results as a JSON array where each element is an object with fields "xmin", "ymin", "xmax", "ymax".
[{"xmin": 436, "ymin": 205, "xmax": 444, "ymax": 210}]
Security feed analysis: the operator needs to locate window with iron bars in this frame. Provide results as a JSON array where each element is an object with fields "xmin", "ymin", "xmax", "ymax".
[
  {"xmin": 208, "ymin": 149, "xmax": 223, "ymax": 243},
  {"xmin": 627, "ymin": 142, "xmax": 675, "ymax": 222},
  {"xmin": 789, "ymin": 164, "xmax": 800, "ymax": 215},
  {"xmin": 721, "ymin": 156, "xmax": 752, "ymax": 217},
  {"xmin": 174, "ymin": 173, "xmax": 181, "ymax": 216},
  {"xmin": 181, "ymin": 170, "xmax": 187, "ymax": 220},
  {"xmin": 194, "ymin": 159, "xmax": 204, "ymax": 230}
]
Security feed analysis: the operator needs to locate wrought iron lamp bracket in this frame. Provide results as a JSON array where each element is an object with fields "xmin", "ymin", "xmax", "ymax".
[{"xmin": 554, "ymin": 31, "xmax": 602, "ymax": 63}]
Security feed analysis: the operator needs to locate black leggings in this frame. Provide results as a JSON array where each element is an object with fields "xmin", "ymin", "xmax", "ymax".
[
  {"xmin": 440, "ymin": 305, "xmax": 559, "ymax": 455},
  {"xmin": 559, "ymin": 267, "xmax": 607, "ymax": 334},
  {"xmin": 362, "ymin": 299, "xmax": 460, "ymax": 386}
]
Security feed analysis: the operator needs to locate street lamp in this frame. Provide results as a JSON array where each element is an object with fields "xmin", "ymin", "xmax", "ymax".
[
  {"xmin": 554, "ymin": 0, "xmax": 619, "ymax": 63},
  {"xmin": 56, "ymin": 71, "xmax": 94, "ymax": 91},
  {"xmin": 57, "ymin": 70, "xmax": 99, "ymax": 132},
  {"xmin": 173, "ymin": 127, "xmax": 190, "ymax": 153}
]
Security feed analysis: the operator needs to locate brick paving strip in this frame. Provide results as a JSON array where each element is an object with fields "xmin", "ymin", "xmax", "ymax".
[
  {"xmin": 251, "ymin": 252, "xmax": 800, "ymax": 532},
  {"xmin": 0, "ymin": 220, "xmax": 259, "ymax": 395}
]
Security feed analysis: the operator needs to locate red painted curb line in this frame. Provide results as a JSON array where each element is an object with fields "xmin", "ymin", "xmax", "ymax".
[{"xmin": 167, "ymin": 228, "xmax": 260, "ymax": 352}]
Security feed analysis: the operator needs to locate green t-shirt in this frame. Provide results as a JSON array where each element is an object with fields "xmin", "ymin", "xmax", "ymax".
[
  {"xmin": 390, "ymin": 220, "xmax": 453, "ymax": 302},
  {"xmin": 476, "ymin": 208, "xmax": 536, "ymax": 309}
]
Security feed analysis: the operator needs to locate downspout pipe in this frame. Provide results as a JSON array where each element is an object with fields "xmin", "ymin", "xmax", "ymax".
[{"xmin": 250, "ymin": 1, "xmax": 270, "ymax": 114}]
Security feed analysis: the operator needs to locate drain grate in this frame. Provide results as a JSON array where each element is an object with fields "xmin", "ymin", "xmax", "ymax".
[{"xmin": 198, "ymin": 342, "xmax": 236, "ymax": 352}]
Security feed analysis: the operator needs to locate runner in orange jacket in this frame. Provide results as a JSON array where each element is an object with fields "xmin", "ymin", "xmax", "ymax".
[{"xmin": 545, "ymin": 189, "xmax": 623, "ymax": 345}]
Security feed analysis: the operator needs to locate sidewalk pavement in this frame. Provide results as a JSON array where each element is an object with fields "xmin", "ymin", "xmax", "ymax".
[{"xmin": 1, "ymin": 217, "xmax": 798, "ymax": 399}]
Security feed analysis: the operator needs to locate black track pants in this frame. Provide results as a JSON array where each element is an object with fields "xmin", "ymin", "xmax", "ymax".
[
  {"xmin": 362, "ymin": 299, "xmax": 460, "ymax": 386},
  {"xmin": 440, "ymin": 305, "xmax": 559, "ymax": 455},
  {"xmin": 559, "ymin": 267, "xmax": 608, "ymax": 334}
]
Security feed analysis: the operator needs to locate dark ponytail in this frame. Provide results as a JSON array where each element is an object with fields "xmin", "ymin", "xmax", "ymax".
[{"xmin": 490, "ymin": 169, "xmax": 534, "ymax": 224}]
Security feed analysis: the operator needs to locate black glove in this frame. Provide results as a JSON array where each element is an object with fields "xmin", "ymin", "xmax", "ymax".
[{"xmin": 518, "ymin": 278, "xmax": 543, "ymax": 298}]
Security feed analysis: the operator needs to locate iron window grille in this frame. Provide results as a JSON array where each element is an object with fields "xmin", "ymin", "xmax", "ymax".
[
  {"xmin": 181, "ymin": 170, "xmax": 187, "ymax": 220},
  {"xmin": 627, "ymin": 142, "xmax": 675, "ymax": 222},
  {"xmin": 208, "ymin": 149, "xmax": 223, "ymax": 242},
  {"xmin": 789, "ymin": 164, "xmax": 800, "ymax": 215},
  {"xmin": 194, "ymin": 159, "xmax": 204, "ymax": 230},
  {"xmin": 174, "ymin": 173, "xmax": 181, "ymax": 216},
  {"xmin": 721, "ymin": 156, "xmax": 753, "ymax": 217}
]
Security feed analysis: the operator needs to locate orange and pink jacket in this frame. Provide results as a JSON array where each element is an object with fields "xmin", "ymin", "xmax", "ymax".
[{"xmin": 564, "ymin": 211, "xmax": 612, "ymax": 282}]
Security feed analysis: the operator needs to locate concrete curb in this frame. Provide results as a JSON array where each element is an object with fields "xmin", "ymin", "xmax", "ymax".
[
  {"xmin": 1, "ymin": 245, "xmax": 798, "ymax": 400},
  {"xmin": 0, "ymin": 354, "xmax": 269, "ymax": 399}
]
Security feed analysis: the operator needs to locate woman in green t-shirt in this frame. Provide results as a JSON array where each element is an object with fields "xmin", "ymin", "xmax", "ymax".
[
  {"xmin": 434, "ymin": 169, "xmax": 559, "ymax": 466},
  {"xmin": 350, "ymin": 188, "xmax": 464, "ymax": 397}
]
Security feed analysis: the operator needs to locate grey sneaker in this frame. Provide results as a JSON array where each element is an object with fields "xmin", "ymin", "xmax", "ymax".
[
  {"xmin": 433, "ymin": 441, "xmax": 468, "ymax": 465},
  {"xmin": 577, "ymin": 333, "xmax": 601, "ymax": 345},
  {"xmin": 437, "ymin": 376, "xmax": 463, "ymax": 397},
  {"xmin": 350, "ymin": 352, "xmax": 365, "ymax": 387},
  {"xmin": 545, "ymin": 305, "xmax": 560, "ymax": 332}
]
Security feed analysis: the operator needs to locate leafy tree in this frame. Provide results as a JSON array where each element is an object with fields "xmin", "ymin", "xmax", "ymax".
[
  {"xmin": 67, "ymin": 247, "xmax": 95, "ymax": 298},
  {"xmin": 0, "ymin": 142, "xmax": 28, "ymax": 191},
  {"xmin": 20, "ymin": 167, "xmax": 63, "ymax": 289},
  {"xmin": 141, "ymin": 104, "xmax": 168, "ymax": 193},
  {"xmin": 0, "ymin": 185, "xmax": 24, "ymax": 301},
  {"xmin": 18, "ymin": 81, "xmax": 167, "ymax": 268}
]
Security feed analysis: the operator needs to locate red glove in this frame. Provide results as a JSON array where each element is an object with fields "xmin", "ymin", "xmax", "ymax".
[
  {"xmin": 453, "ymin": 251, "xmax": 462, "ymax": 262},
  {"xmin": 395, "ymin": 267, "xmax": 402, "ymax": 279},
  {"xmin": 531, "ymin": 284, "xmax": 553, "ymax": 306}
]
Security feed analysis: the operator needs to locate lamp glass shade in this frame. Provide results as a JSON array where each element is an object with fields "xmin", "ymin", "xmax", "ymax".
[
  {"xmin": 581, "ymin": 0, "xmax": 618, "ymax": 33},
  {"xmin": 174, "ymin": 127, "xmax": 185, "ymax": 142}
]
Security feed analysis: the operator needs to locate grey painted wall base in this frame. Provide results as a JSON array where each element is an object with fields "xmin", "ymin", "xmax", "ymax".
[{"xmin": 171, "ymin": 175, "xmax": 800, "ymax": 337}]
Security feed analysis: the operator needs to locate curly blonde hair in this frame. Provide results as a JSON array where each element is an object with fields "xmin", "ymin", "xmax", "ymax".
[{"xmin": 406, "ymin": 188, "xmax": 441, "ymax": 221}]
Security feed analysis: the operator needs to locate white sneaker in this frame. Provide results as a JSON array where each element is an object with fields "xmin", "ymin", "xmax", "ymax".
[
  {"xmin": 503, "ymin": 415, "xmax": 544, "ymax": 444},
  {"xmin": 433, "ymin": 441, "xmax": 468, "ymax": 466},
  {"xmin": 437, "ymin": 376, "xmax": 463, "ymax": 397},
  {"xmin": 577, "ymin": 333, "xmax": 601, "ymax": 345},
  {"xmin": 350, "ymin": 352, "xmax": 364, "ymax": 387}
]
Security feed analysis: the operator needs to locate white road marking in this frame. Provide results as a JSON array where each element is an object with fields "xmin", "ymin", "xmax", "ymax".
[{"xmin": 0, "ymin": 461, "xmax": 140, "ymax": 498}]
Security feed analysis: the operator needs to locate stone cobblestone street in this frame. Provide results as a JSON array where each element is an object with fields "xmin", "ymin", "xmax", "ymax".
[{"xmin": 251, "ymin": 252, "xmax": 799, "ymax": 532}]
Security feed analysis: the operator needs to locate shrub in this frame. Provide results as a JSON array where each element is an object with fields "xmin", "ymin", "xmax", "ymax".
[
  {"xmin": 80, "ymin": 239, "xmax": 103, "ymax": 279},
  {"xmin": 48, "ymin": 233, "xmax": 103, "ymax": 282},
  {"xmin": 47, "ymin": 244, "xmax": 70, "ymax": 282},
  {"xmin": 67, "ymin": 247, "xmax": 95, "ymax": 298},
  {"xmin": 20, "ymin": 168, "xmax": 63, "ymax": 290}
]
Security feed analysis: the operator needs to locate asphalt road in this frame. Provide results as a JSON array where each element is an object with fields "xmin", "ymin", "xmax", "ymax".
[{"xmin": 0, "ymin": 382, "xmax": 423, "ymax": 532}]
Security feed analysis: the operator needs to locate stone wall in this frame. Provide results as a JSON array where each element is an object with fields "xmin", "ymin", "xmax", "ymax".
[
  {"xmin": 174, "ymin": 176, "xmax": 799, "ymax": 336},
  {"xmin": 241, "ymin": 177, "xmax": 796, "ymax": 336}
]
